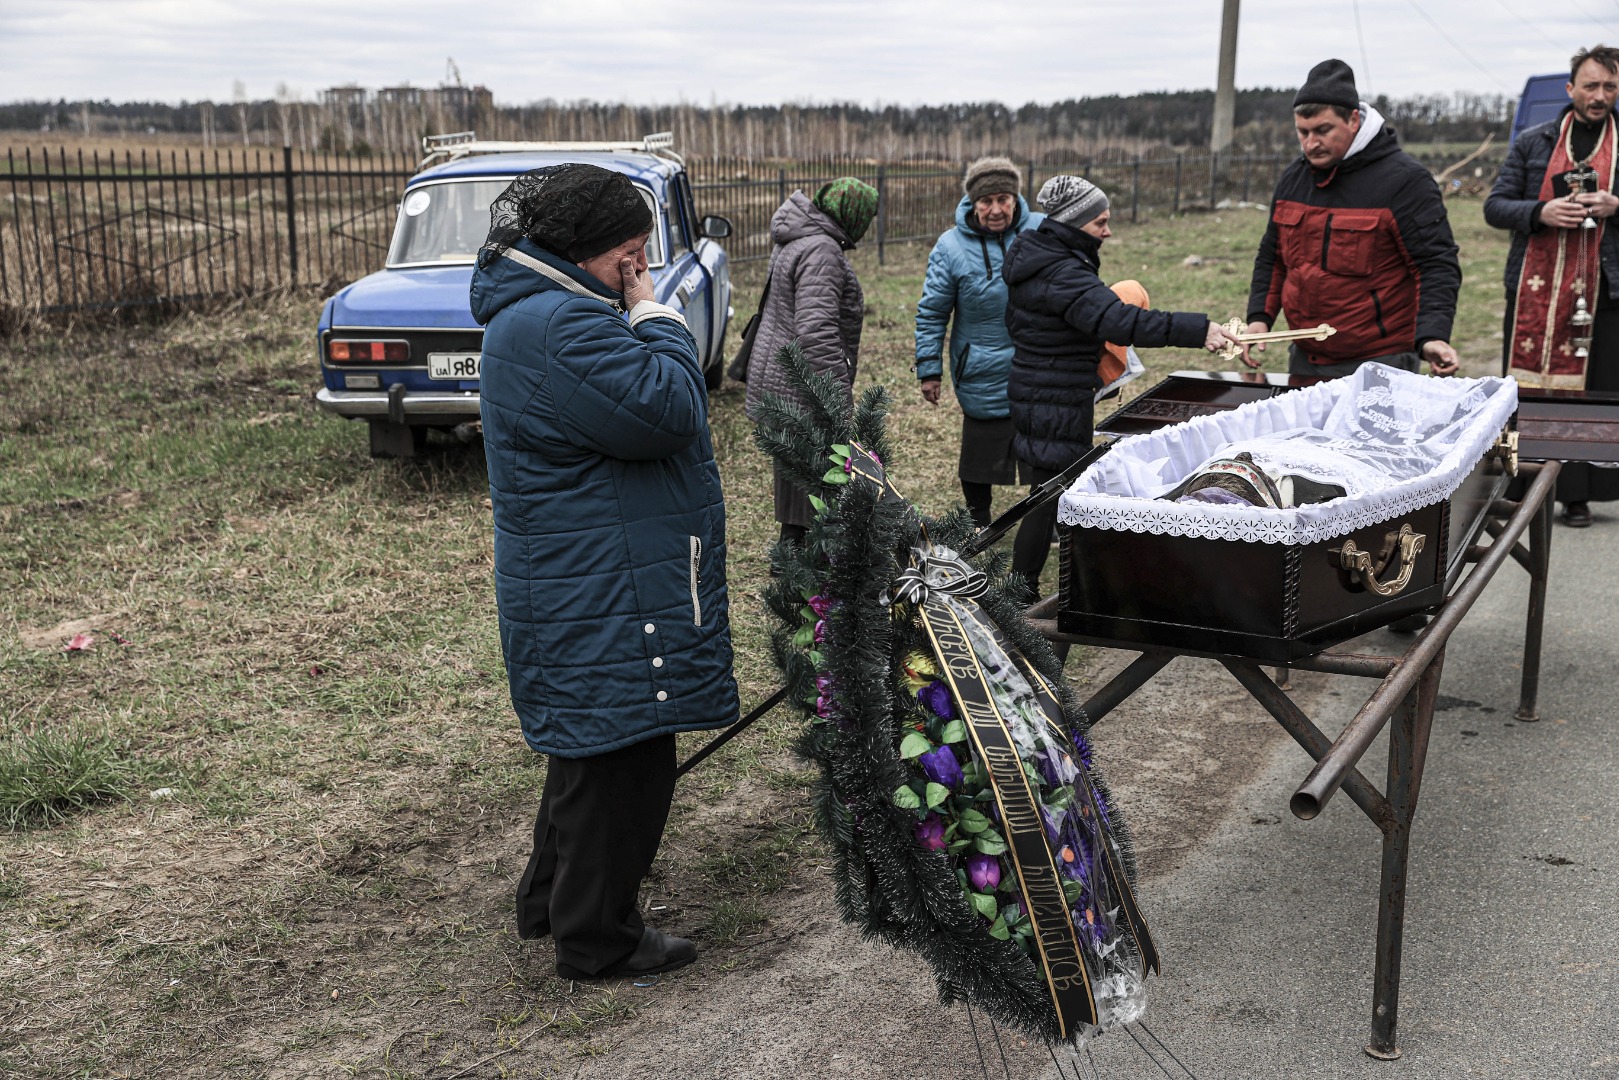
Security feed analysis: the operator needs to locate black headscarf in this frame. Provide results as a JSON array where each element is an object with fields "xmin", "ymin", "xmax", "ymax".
[{"xmin": 481, "ymin": 163, "xmax": 654, "ymax": 266}]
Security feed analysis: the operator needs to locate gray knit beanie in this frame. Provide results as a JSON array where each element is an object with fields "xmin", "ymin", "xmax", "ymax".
[
  {"xmin": 1038, "ymin": 175, "xmax": 1109, "ymax": 227},
  {"xmin": 964, "ymin": 156, "xmax": 1021, "ymax": 202}
]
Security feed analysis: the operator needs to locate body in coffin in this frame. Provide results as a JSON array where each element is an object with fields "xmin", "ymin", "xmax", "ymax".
[{"xmin": 1056, "ymin": 365, "xmax": 1518, "ymax": 662}]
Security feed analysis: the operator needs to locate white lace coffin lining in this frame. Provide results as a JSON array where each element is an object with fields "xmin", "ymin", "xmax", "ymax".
[{"xmin": 1059, "ymin": 364, "xmax": 1519, "ymax": 545}]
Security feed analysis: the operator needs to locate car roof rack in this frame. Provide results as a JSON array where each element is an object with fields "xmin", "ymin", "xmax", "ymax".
[{"xmin": 419, "ymin": 131, "xmax": 681, "ymax": 168}]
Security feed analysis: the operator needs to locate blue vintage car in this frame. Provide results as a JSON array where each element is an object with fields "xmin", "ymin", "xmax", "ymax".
[{"xmin": 315, "ymin": 133, "xmax": 734, "ymax": 457}]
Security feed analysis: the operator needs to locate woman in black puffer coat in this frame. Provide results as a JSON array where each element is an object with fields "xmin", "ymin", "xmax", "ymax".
[{"xmin": 1002, "ymin": 175, "xmax": 1236, "ymax": 596}]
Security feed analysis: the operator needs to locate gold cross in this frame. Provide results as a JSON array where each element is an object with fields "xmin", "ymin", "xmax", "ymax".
[
  {"xmin": 1527, "ymin": 274, "xmax": 1545, "ymax": 292},
  {"xmin": 1217, "ymin": 317, "xmax": 1337, "ymax": 361}
]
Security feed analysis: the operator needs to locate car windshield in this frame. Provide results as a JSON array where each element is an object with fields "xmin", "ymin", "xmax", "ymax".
[{"xmin": 386, "ymin": 178, "xmax": 664, "ymax": 268}]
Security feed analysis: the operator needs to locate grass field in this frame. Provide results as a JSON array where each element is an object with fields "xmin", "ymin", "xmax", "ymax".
[{"xmin": 0, "ymin": 199, "xmax": 1511, "ymax": 1077}]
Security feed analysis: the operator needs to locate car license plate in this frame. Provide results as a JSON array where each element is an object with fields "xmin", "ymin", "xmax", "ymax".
[{"xmin": 428, "ymin": 352, "xmax": 480, "ymax": 380}]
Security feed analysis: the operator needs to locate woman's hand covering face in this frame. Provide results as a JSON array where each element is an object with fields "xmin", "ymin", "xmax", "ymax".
[{"xmin": 577, "ymin": 232, "xmax": 652, "ymax": 300}]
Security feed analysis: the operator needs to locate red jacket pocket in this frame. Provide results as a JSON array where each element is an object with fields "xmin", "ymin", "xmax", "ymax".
[{"xmin": 1323, "ymin": 212, "xmax": 1382, "ymax": 277}]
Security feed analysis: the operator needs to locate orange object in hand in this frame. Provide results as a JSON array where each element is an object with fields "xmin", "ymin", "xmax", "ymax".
[{"xmin": 1099, "ymin": 280, "xmax": 1150, "ymax": 386}]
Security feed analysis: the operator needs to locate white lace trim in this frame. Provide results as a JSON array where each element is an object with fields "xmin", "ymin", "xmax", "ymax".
[{"xmin": 1058, "ymin": 364, "xmax": 1519, "ymax": 545}]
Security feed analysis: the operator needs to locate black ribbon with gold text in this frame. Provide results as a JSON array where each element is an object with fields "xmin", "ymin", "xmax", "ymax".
[{"xmin": 847, "ymin": 444, "xmax": 1101, "ymax": 1036}]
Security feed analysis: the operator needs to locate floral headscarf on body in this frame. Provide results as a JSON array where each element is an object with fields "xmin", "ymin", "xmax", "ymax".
[{"xmin": 813, "ymin": 177, "xmax": 879, "ymax": 247}]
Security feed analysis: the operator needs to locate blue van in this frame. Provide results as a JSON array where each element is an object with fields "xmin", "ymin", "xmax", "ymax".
[
  {"xmin": 1510, "ymin": 74, "xmax": 1572, "ymax": 145},
  {"xmin": 315, "ymin": 133, "xmax": 734, "ymax": 457}
]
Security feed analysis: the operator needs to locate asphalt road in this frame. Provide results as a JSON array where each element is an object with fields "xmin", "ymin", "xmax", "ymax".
[{"xmin": 1053, "ymin": 509, "xmax": 1619, "ymax": 1080}]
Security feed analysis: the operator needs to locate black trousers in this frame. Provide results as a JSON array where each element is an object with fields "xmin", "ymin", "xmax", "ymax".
[
  {"xmin": 1559, "ymin": 303, "xmax": 1619, "ymax": 504},
  {"xmin": 515, "ymin": 733, "xmax": 677, "ymax": 976},
  {"xmin": 1010, "ymin": 463, "xmax": 1072, "ymax": 665},
  {"xmin": 961, "ymin": 480, "xmax": 995, "ymax": 527},
  {"xmin": 1011, "ymin": 463, "xmax": 1063, "ymax": 596}
]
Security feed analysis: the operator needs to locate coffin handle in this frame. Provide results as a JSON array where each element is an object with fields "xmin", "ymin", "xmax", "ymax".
[
  {"xmin": 1335, "ymin": 524, "xmax": 1426, "ymax": 597},
  {"xmin": 1492, "ymin": 428, "xmax": 1519, "ymax": 477}
]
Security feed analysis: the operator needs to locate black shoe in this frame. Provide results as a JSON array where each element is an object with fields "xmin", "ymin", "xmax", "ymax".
[
  {"xmin": 556, "ymin": 926, "xmax": 696, "ymax": 981},
  {"xmin": 1561, "ymin": 501, "xmax": 1592, "ymax": 528},
  {"xmin": 1387, "ymin": 613, "xmax": 1430, "ymax": 634}
]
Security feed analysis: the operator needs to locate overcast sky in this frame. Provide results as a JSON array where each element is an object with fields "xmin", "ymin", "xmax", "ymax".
[{"xmin": 3, "ymin": 0, "xmax": 1616, "ymax": 107}]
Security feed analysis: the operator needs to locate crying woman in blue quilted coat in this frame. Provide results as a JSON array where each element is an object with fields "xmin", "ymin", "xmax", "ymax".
[{"xmin": 471, "ymin": 163, "xmax": 738, "ymax": 983}]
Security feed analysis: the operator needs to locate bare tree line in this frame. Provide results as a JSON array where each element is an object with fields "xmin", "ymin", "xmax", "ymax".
[{"xmin": 4, "ymin": 88, "xmax": 1516, "ymax": 162}]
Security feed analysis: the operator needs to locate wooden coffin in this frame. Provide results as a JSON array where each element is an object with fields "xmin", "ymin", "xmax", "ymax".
[
  {"xmin": 1056, "ymin": 372, "xmax": 1512, "ymax": 662},
  {"xmin": 1514, "ymin": 387, "xmax": 1619, "ymax": 464}
]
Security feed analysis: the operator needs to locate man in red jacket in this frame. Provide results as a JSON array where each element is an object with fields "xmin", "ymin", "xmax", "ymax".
[{"xmin": 1243, "ymin": 59, "xmax": 1462, "ymax": 377}]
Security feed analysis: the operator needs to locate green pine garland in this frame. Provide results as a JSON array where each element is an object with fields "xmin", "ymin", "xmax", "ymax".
[{"xmin": 752, "ymin": 344, "xmax": 1142, "ymax": 1043}]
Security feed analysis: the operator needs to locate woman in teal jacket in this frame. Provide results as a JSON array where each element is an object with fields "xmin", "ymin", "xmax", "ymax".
[
  {"xmin": 915, "ymin": 157, "xmax": 1044, "ymax": 525},
  {"xmin": 472, "ymin": 165, "xmax": 737, "ymax": 983}
]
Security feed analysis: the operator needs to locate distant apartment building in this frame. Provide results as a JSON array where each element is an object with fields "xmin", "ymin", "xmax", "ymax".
[{"xmin": 318, "ymin": 82, "xmax": 494, "ymax": 151}]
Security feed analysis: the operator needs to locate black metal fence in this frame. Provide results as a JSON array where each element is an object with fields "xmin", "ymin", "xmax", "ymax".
[
  {"xmin": 1, "ymin": 146, "xmax": 415, "ymax": 315},
  {"xmin": 1, "ymin": 147, "xmax": 1502, "ymax": 317}
]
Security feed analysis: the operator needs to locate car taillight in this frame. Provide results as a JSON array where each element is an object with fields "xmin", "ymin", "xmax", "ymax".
[{"xmin": 328, "ymin": 339, "xmax": 409, "ymax": 362}]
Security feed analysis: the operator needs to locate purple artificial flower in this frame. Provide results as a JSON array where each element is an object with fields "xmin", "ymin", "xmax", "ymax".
[
  {"xmin": 816, "ymin": 694, "xmax": 834, "ymax": 719},
  {"xmin": 916, "ymin": 679, "xmax": 955, "ymax": 721},
  {"xmin": 914, "ymin": 813, "xmax": 947, "ymax": 851},
  {"xmin": 1071, "ymin": 731, "xmax": 1095, "ymax": 772},
  {"xmin": 918, "ymin": 745, "xmax": 963, "ymax": 790},
  {"xmin": 814, "ymin": 619, "xmax": 827, "ymax": 645},
  {"xmin": 808, "ymin": 594, "xmax": 834, "ymax": 618},
  {"xmin": 1039, "ymin": 804, "xmax": 1062, "ymax": 843},
  {"xmin": 815, "ymin": 673, "xmax": 836, "ymax": 718},
  {"xmin": 1032, "ymin": 745, "xmax": 1076, "ymax": 788},
  {"xmin": 966, "ymin": 853, "xmax": 1001, "ymax": 892},
  {"xmin": 1072, "ymin": 906, "xmax": 1108, "ymax": 945},
  {"xmin": 1057, "ymin": 813, "xmax": 1096, "ymax": 883}
]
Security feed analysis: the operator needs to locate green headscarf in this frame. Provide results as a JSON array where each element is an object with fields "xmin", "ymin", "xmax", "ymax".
[{"xmin": 813, "ymin": 177, "xmax": 879, "ymax": 246}]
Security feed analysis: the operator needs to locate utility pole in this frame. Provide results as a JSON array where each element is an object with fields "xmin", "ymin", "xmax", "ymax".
[{"xmin": 1211, "ymin": 0, "xmax": 1240, "ymax": 152}]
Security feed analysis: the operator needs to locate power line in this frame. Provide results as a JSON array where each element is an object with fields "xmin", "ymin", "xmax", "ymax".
[
  {"xmin": 1352, "ymin": 0, "xmax": 1375, "ymax": 98},
  {"xmin": 1491, "ymin": 0, "xmax": 1566, "ymax": 50},
  {"xmin": 1404, "ymin": 0, "xmax": 1515, "ymax": 92},
  {"xmin": 1567, "ymin": 0, "xmax": 1617, "ymax": 35}
]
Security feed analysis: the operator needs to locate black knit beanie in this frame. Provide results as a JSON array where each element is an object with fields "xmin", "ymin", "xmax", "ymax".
[
  {"xmin": 1293, "ymin": 59, "xmax": 1359, "ymax": 111},
  {"xmin": 481, "ymin": 164, "xmax": 654, "ymax": 265}
]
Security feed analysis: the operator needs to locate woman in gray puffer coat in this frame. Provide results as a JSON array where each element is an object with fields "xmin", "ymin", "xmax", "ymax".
[{"xmin": 743, "ymin": 177, "xmax": 879, "ymax": 542}]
